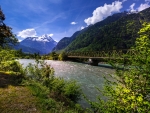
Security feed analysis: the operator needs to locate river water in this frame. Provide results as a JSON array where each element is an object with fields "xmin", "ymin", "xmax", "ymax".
[{"xmin": 18, "ymin": 59, "xmax": 115, "ymax": 108}]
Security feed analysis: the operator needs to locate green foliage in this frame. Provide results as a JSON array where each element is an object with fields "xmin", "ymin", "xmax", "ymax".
[
  {"xmin": 53, "ymin": 37, "xmax": 72, "ymax": 51},
  {"xmin": 58, "ymin": 52, "xmax": 68, "ymax": 61},
  {"xmin": 0, "ymin": 60, "xmax": 22, "ymax": 72},
  {"xmin": 63, "ymin": 80, "xmax": 81, "ymax": 102},
  {"xmin": 25, "ymin": 60, "xmax": 81, "ymax": 102},
  {"xmin": 55, "ymin": 12, "xmax": 128, "ymax": 52},
  {"xmin": 0, "ymin": 49, "xmax": 26, "ymax": 85},
  {"xmin": 27, "ymin": 81, "xmax": 49, "ymax": 98},
  {"xmin": 0, "ymin": 7, "xmax": 18, "ymax": 47},
  {"xmin": 48, "ymin": 52, "xmax": 59, "ymax": 60},
  {"xmin": 0, "ymin": 49, "xmax": 25, "ymax": 77},
  {"xmin": 25, "ymin": 60, "xmax": 54, "ymax": 81},
  {"xmin": 87, "ymin": 23, "xmax": 150, "ymax": 112},
  {"xmin": 54, "ymin": 31, "xmax": 81, "ymax": 51},
  {"xmin": 26, "ymin": 81, "xmax": 59, "ymax": 112},
  {"xmin": 24, "ymin": 59, "xmax": 83, "ymax": 112},
  {"xmin": 63, "ymin": 8, "xmax": 150, "ymax": 52},
  {"xmin": 0, "ymin": 49, "xmax": 16, "ymax": 62}
]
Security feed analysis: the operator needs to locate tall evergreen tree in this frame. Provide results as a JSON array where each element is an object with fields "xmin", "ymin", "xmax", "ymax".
[{"xmin": 0, "ymin": 7, "xmax": 18, "ymax": 48}]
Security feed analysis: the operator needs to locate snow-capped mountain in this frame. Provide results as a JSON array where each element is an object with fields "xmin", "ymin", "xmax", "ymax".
[
  {"xmin": 27, "ymin": 34, "xmax": 55, "ymax": 42},
  {"xmin": 15, "ymin": 34, "xmax": 57, "ymax": 54}
]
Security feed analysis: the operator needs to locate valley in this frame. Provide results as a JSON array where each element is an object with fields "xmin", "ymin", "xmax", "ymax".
[{"xmin": 0, "ymin": 1, "xmax": 150, "ymax": 112}]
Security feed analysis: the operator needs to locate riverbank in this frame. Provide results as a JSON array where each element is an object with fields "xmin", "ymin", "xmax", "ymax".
[
  {"xmin": 0, "ymin": 67, "xmax": 86, "ymax": 112},
  {"xmin": 0, "ymin": 72, "xmax": 39, "ymax": 112}
]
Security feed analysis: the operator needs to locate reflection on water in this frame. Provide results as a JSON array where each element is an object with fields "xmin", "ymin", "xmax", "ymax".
[{"xmin": 18, "ymin": 59, "xmax": 115, "ymax": 108}]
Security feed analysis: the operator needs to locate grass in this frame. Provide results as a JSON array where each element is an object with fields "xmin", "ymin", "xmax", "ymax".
[
  {"xmin": 0, "ymin": 72, "xmax": 40, "ymax": 113},
  {"xmin": 0, "ymin": 72, "xmax": 87, "ymax": 113},
  {"xmin": 0, "ymin": 86, "xmax": 39, "ymax": 113}
]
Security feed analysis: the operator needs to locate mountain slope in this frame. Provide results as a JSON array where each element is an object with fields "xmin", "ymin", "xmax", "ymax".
[
  {"xmin": 53, "ymin": 31, "xmax": 83, "ymax": 51},
  {"xmin": 15, "ymin": 34, "xmax": 57, "ymax": 54},
  {"xmin": 64, "ymin": 7, "xmax": 150, "ymax": 52},
  {"xmin": 14, "ymin": 43, "xmax": 43, "ymax": 54},
  {"xmin": 54, "ymin": 12, "xmax": 128, "ymax": 52}
]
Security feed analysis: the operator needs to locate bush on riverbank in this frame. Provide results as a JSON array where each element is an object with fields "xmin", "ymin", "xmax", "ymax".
[
  {"xmin": 48, "ymin": 52, "xmax": 59, "ymax": 60},
  {"xmin": 0, "ymin": 49, "xmax": 25, "ymax": 83},
  {"xmin": 58, "ymin": 52, "xmax": 68, "ymax": 61},
  {"xmin": 0, "ymin": 49, "xmax": 85, "ymax": 112},
  {"xmin": 23, "ymin": 59, "xmax": 84, "ymax": 112},
  {"xmin": 87, "ymin": 23, "xmax": 150, "ymax": 112}
]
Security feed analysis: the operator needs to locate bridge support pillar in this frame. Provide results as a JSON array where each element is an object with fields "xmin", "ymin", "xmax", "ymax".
[{"xmin": 89, "ymin": 59, "xmax": 99, "ymax": 66}]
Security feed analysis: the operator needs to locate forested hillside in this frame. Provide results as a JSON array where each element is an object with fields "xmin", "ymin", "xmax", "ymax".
[
  {"xmin": 53, "ymin": 31, "xmax": 81, "ymax": 51},
  {"xmin": 54, "ymin": 11, "xmax": 128, "ymax": 51},
  {"xmin": 62, "ymin": 7, "xmax": 150, "ymax": 52}
]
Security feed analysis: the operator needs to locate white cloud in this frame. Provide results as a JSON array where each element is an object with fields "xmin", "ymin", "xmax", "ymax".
[
  {"xmin": 81, "ymin": 26, "xmax": 85, "ymax": 30},
  {"xmin": 17, "ymin": 29, "xmax": 37, "ymax": 38},
  {"xmin": 130, "ymin": 3, "xmax": 136, "ymax": 12},
  {"xmin": 71, "ymin": 22, "xmax": 77, "ymax": 25},
  {"xmin": 48, "ymin": 34, "xmax": 54, "ymax": 37},
  {"xmin": 145, "ymin": 0, "xmax": 150, "ymax": 2},
  {"xmin": 54, "ymin": 40, "xmax": 58, "ymax": 42},
  {"xmin": 18, "ymin": 40, "xmax": 22, "ymax": 42},
  {"xmin": 122, "ymin": 0, "xmax": 127, "ymax": 2},
  {"xmin": 84, "ymin": 1, "xmax": 123, "ymax": 25},
  {"xmin": 137, "ymin": 3, "xmax": 150, "ymax": 11}
]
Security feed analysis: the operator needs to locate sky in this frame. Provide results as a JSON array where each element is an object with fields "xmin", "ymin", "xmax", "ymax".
[{"xmin": 0, "ymin": 0, "xmax": 150, "ymax": 42}]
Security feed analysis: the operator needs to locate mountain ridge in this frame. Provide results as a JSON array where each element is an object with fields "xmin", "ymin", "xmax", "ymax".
[
  {"xmin": 14, "ymin": 34, "xmax": 57, "ymax": 54},
  {"xmin": 60, "ymin": 7, "xmax": 150, "ymax": 52},
  {"xmin": 53, "ymin": 11, "xmax": 129, "ymax": 52}
]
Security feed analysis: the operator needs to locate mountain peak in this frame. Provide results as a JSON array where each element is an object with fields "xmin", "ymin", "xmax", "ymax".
[
  {"xmin": 18, "ymin": 34, "xmax": 57, "ymax": 54},
  {"xmin": 25, "ymin": 34, "xmax": 54, "ymax": 42},
  {"xmin": 41, "ymin": 34, "xmax": 51, "ymax": 38},
  {"xmin": 38, "ymin": 34, "xmax": 53, "ymax": 42}
]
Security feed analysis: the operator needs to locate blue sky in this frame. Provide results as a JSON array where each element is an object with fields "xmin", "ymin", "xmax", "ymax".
[{"xmin": 0, "ymin": 0, "xmax": 150, "ymax": 42}]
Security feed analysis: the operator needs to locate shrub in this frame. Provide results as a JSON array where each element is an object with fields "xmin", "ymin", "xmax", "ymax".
[
  {"xmin": 24, "ymin": 59, "xmax": 83, "ymax": 112},
  {"xmin": 25, "ymin": 59, "xmax": 82, "ymax": 103},
  {"xmin": 0, "ymin": 49, "xmax": 16, "ymax": 62},
  {"xmin": 0, "ymin": 60, "xmax": 21, "ymax": 72},
  {"xmin": 63, "ymin": 80, "xmax": 81, "ymax": 102},
  {"xmin": 58, "ymin": 52, "xmax": 68, "ymax": 61},
  {"xmin": 25, "ymin": 60, "xmax": 54, "ymax": 81},
  {"xmin": 86, "ymin": 22, "xmax": 150, "ymax": 112},
  {"xmin": 27, "ymin": 81, "xmax": 49, "ymax": 98}
]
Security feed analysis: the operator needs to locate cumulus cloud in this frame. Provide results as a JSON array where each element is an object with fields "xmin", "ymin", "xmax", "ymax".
[
  {"xmin": 17, "ymin": 29, "xmax": 37, "ymax": 38},
  {"xmin": 84, "ymin": 1, "xmax": 123, "ymax": 25},
  {"xmin": 137, "ymin": 3, "xmax": 150, "ymax": 11},
  {"xmin": 81, "ymin": 26, "xmax": 85, "ymax": 30},
  {"xmin": 48, "ymin": 34, "xmax": 54, "ymax": 37},
  {"xmin": 71, "ymin": 22, "xmax": 77, "ymax": 25},
  {"xmin": 130, "ymin": 3, "xmax": 136, "ymax": 12}
]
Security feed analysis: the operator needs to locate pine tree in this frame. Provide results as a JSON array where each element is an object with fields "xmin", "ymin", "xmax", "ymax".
[{"xmin": 0, "ymin": 7, "xmax": 18, "ymax": 48}]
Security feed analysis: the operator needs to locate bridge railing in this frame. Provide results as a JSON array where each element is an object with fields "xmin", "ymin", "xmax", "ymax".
[{"xmin": 67, "ymin": 49, "xmax": 137, "ymax": 59}]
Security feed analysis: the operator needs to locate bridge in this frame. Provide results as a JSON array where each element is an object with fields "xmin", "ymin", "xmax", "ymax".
[{"xmin": 66, "ymin": 49, "xmax": 137, "ymax": 66}]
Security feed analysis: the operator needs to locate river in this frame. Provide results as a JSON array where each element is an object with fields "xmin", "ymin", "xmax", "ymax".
[{"xmin": 18, "ymin": 59, "xmax": 115, "ymax": 108}]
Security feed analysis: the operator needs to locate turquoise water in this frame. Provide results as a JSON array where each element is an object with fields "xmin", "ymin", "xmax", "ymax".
[{"xmin": 18, "ymin": 59, "xmax": 115, "ymax": 108}]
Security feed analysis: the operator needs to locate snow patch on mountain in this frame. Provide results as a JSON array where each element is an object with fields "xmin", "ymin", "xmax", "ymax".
[
  {"xmin": 18, "ymin": 34, "xmax": 57, "ymax": 54},
  {"xmin": 37, "ymin": 34, "xmax": 53, "ymax": 42},
  {"xmin": 26, "ymin": 34, "xmax": 54, "ymax": 42}
]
